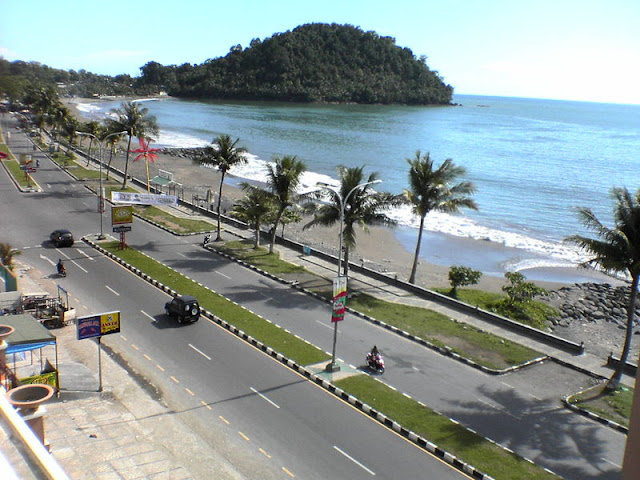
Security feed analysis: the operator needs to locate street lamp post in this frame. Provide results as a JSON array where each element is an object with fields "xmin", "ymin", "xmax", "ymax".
[
  {"xmin": 76, "ymin": 131, "xmax": 126, "ymax": 240},
  {"xmin": 317, "ymin": 179, "xmax": 382, "ymax": 373}
]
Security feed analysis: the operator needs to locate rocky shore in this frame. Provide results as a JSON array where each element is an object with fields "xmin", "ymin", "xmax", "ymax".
[{"xmin": 544, "ymin": 283, "xmax": 639, "ymax": 361}]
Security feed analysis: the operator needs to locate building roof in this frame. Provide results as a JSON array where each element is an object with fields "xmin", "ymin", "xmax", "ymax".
[{"xmin": 0, "ymin": 314, "xmax": 56, "ymax": 354}]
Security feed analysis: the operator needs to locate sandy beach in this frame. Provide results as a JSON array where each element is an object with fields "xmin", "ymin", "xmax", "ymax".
[{"xmin": 64, "ymin": 97, "xmax": 622, "ymax": 295}]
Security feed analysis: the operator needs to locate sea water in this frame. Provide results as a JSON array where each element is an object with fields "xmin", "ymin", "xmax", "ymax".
[{"xmin": 77, "ymin": 95, "xmax": 640, "ymax": 281}]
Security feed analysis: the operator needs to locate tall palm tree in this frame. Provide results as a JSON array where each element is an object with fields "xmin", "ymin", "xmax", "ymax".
[
  {"xmin": 404, "ymin": 151, "xmax": 478, "ymax": 284},
  {"xmin": 195, "ymin": 134, "xmax": 247, "ymax": 241},
  {"xmin": 107, "ymin": 101, "xmax": 158, "ymax": 189},
  {"xmin": 304, "ymin": 165, "xmax": 401, "ymax": 278},
  {"xmin": 231, "ymin": 184, "xmax": 274, "ymax": 248},
  {"xmin": 80, "ymin": 121, "xmax": 104, "ymax": 166},
  {"xmin": 266, "ymin": 155, "xmax": 307, "ymax": 254},
  {"xmin": 103, "ymin": 129, "xmax": 125, "ymax": 180},
  {"xmin": 0, "ymin": 243, "xmax": 21, "ymax": 271},
  {"xmin": 566, "ymin": 187, "xmax": 640, "ymax": 389}
]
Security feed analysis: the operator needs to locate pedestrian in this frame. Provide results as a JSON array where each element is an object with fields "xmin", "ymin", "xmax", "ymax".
[{"xmin": 36, "ymin": 158, "xmax": 40, "ymax": 168}]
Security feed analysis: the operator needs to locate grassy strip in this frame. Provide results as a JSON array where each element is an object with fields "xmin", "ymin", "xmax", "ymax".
[
  {"xmin": 336, "ymin": 376, "xmax": 560, "ymax": 480},
  {"xmin": 2, "ymin": 158, "xmax": 33, "ymax": 188},
  {"xmin": 348, "ymin": 293, "xmax": 541, "ymax": 369},
  {"xmin": 569, "ymin": 384, "xmax": 633, "ymax": 427},
  {"xmin": 217, "ymin": 240, "xmax": 308, "ymax": 275},
  {"xmin": 101, "ymin": 241, "xmax": 329, "ymax": 366},
  {"xmin": 134, "ymin": 205, "xmax": 215, "ymax": 234}
]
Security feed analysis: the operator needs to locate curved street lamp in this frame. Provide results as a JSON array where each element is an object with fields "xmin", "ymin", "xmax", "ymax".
[
  {"xmin": 76, "ymin": 131, "xmax": 126, "ymax": 239},
  {"xmin": 316, "ymin": 178, "xmax": 383, "ymax": 372}
]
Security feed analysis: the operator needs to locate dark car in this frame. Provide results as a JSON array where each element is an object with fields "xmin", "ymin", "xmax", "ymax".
[
  {"xmin": 164, "ymin": 295, "xmax": 200, "ymax": 323},
  {"xmin": 50, "ymin": 229, "xmax": 74, "ymax": 247}
]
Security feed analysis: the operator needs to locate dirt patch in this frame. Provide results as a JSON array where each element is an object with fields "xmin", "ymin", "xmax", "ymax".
[{"xmin": 430, "ymin": 334, "xmax": 510, "ymax": 370}]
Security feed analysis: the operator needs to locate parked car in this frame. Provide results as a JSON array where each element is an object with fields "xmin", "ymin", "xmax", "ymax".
[
  {"xmin": 50, "ymin": 229, "xmax": 74, "ymax": 247},
  {"xmin": 164, "ymin": 295, "xmax": 200, "ymax": 323}
]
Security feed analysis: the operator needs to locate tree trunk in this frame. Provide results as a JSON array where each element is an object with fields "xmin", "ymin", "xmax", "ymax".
[
  {"xmin": 106, "ymin": 147, "xmax": 114, "ymax": 180},
  {"xmin": 608, "ymin": 274, "xmax": 639, "ymax": 389},
  {"xmin": 215, "ymin": 172, "xmax": 226, "ymax": 241},
  {"xmin": 409, "ymin": 215, "xmax": 426, "ymax": 284},
  {"xmin": 343, "ymin": 246, "xmax": 350, "ymax": 278},
  {"xmin": 254, "ymin": 221, "xmax": 260, "ymax": 248},
  {"xmin": 270, "ymin": 208, "xmax": 284, "ymax": 254},
  {"xmin": 121, "ymin": 135, "xmax": 133, "ymax": 189},
  {"xmin": 86, "ymin": 139, "xmax": 93, "ymax": 166}
]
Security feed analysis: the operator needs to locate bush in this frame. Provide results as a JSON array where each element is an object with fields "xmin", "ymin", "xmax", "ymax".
[{"xmin": 448, "ymin": 265, "xmax": 482, "ymax": 296}]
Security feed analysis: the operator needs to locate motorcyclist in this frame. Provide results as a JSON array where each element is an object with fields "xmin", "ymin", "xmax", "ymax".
[
  {"xmin": 57, "ymin": 259, "xmax": 65, "ymax": 276},
  {"xmin": 203, "ymin": 234, "xmax": 211, "ymax": 246}
]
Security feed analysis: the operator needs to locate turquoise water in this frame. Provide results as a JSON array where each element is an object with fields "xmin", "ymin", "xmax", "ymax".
[{"xmin": 79, "ymin": 95, "xmax": 640, "ymax": 279}]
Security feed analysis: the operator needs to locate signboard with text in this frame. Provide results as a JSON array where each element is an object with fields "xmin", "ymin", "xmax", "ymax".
[
  {"xmin": 111, "ymin": 205, "xmax": 133, "ymax": 225},
  {"xmin": 77, "ymin": 311, "xmax": 121, "ymax": 340},
  {"xmin": 111, "ymin": 191, "xmax": 177, "ymax": 206},
  {"xmin": 331, "ymin": 276, "xmax": 348, "ymax": 323}
]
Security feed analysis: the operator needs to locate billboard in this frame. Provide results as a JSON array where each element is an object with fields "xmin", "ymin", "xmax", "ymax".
[
  {"xmin": 77, "ymin": 311, "xmax": 121, "ymax": 340},
  {"xmin": 331, "ymin": 276, "xmax": 348, "ymax": 322},
  {"xmin": 111, "ymin": 191, "xmax": 177, "ymax": 206},
  {"xmin": 111, "ymin": 205, "xmax": 133, "ymax": 225}
]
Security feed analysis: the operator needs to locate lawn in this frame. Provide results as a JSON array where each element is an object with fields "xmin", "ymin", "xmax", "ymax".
[{"xmin": 569, "ymin": 384, "xmax": 633, "ymax": 427}]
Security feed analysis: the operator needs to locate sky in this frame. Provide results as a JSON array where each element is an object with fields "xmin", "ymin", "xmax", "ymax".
[{"xmin": 2, "ymin": 0, "xmax": 639, "ymax": 105}]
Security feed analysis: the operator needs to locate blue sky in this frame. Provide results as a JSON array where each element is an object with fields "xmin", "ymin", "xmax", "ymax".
[{"xmin": 2, "ymin": 0, "xmax": 639, "ymax": 104}]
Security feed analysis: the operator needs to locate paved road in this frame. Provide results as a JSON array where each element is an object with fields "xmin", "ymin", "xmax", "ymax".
[{"xmin": 1, "ymin": 118, "xmax": 471, "ymax": 479}]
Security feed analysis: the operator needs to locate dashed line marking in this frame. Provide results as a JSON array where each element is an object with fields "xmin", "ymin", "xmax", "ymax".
[
  {"xmin": 601, "ymin": 457, "xmax": 621, "ymax": 468},
  {"xmin": 76, "ymin": 249, "xmax": 95, "ymax": 260},
  {"xmin": 259, "ymin": 448, "xmax": 271, "ymax": 458},
  {"xmin": 143, "ymin": 354, "xmax": 152, "ymax": 361},
  {"xmin": 189, "ymin": 343, "xmax": 212, "ymax": 361},
  {"xmin": 105, "ymin": 285, "xmax": 120, "ymax": 296},
  {"xmin": 216, "ymin": 271, "xmax": 231, "ymax": 279},
  {"xmin": 131, "ymin": 344, "xmax": 139, "ymax": 351},
  {"xmin": 185, "ymin": 388, "xmax": 195, "ymax": 396},
  {"xmin": 282, "ymin": 467, "xmax": 295, "ymax": 478},
  {"xmin": 333, "ymin": 446, "xmax": 375, "ymax": 475},
  {"xmin": 250, "ymin": 387, "xmax": 280, "ymax": 409},
  {"xmin": 219, "ymin": 416, "xmax": 230, "ymax": 425},
  {"xmin": 141, "ymin": 310, "xmax": 155, "ymax": 321},
  {"xmin": 201, "ymin": 400, "xmax": 212, "ymax": 410},
  {"xmin": 170, "ymin": 376, "xmax": 179, "ymax": 384},
  {"xmin": 238, "ymin": 432, "xmax": 250, "ymax": 441},
  {"xmin": 156, "ymin": 365, "xmax": 165, "ymax": 372}
]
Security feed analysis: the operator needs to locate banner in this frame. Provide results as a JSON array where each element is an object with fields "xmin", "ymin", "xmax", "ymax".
[
  {"xmin": 77, "ymin": 311, "xmax": 121, "ymax": 340},
  {"xmin": 331, "ymin": 276, "xmax": 348, "ymax": 322},
  {"xmin": 111, "ymin": 191, "xmax": 177, "ymax": 206},
  {"xmin": 111, "ymin": 205, "xmax": 133, "ymax": 225}
]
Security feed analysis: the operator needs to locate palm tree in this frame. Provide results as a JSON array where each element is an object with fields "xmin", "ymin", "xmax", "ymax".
[
  {"xmin": 231, "ymin": 184, "xmax": 274, "ymax": 248},
  {"xmin": 107, "ymin": 101, "xmax": 159, "ymax": 189},
  {"xmin": 566, "ymin": 187, "xmax": 640, "ymax": 389},
  {"xmin": 0, "ymin": 243, "xmax": 21, "ymax": 271},
  {"xmin": 266, "ymin": 155, "xmax": 307, "ymax": 254},
  {"xmin": 304, "ymin": 165, "xmax": 401, "ymax": 278},
  {"xmin": 195, "ymin": 134, "xmax": 247, "ymax": 241},
  {"xmin": 80, "ymin": 121, "xmax": 104, "ymax": 166},
  {"xmin": 404, "ymin": 151, "xmax": 478, "ymax": 284},
  {"xmin": 103, "ymin": 129, "xmax": 125, "ymax": 180}
]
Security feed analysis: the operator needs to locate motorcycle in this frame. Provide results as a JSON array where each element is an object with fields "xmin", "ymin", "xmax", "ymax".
[
  {"xmin": 203, "ymin": 234, "xmax": 211, "ymax": 247},
  {"xmin": 366, "ymin": 351, "xmax": 385, "ymax": 373},
  {"xmin": 57, "ymin": 265, "xmax": 66, "ymax": 278}
]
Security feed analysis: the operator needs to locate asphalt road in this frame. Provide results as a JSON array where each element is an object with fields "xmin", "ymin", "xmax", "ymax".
[{"xmin": 2, "ymin": 119, "xmax": 471, "ymax": 479}]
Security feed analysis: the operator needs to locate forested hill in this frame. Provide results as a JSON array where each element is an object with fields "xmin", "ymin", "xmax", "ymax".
[{"xmin": 139, "ymin": 23, "xmax": 453, "ymax": 105}]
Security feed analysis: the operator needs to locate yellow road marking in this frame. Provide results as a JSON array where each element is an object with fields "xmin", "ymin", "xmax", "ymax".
[
  {"xmin": 185, "ymin": 388, "xmax": 195, "ymax": 396},
  {"xmin": 259, "ymin": 448, "xmax": 271, "ymax": 458},
  {"xmin": 131, "ymin": 344, "xmax": 139, "ymax": 350},
  {"xmin": 282, "ymin": 467, "xmax": 295, "ymax": 477},
  {"xmin": 156, "ymin": 364, "xmax": 165, "ymax": 372},
  {"xmin": 170, "ymin": 376, "xmax": 179, "ymax": 383},
  {"xmin": 238, "ymin": 432, "xmax": 250, "ymax": 441},
  {"xmin": 143, "ymin": 354, "xmax": 152, "ymax": 361},
  {"xmin": 201, "ymin": 400, "xmax": 212, "ymax": 410},
  {"xmin": 219, "ymin": 416, "xmax": 230, "ymax": 425}
]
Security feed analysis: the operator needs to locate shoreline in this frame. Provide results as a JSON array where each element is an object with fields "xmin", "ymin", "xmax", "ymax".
[{"xmin": 63, "ymin": 97, "xmax": 625, "ymax": 294}]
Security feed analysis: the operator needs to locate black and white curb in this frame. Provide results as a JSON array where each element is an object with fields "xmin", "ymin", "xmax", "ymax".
[{"xmin": 83, "ymin": 235, "xmax": 496, "ymax": 480}]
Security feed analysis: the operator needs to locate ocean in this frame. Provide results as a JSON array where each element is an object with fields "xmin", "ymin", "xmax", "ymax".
[{"xmin": 76, "ymin": 94, "xmax": 640, "ymax": 282}]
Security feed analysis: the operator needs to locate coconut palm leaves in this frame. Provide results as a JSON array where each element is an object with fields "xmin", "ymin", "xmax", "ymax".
[
  {"xmin": 566, "ymin": 187, "xmax": 640, "ymax": 389},
  {"xmin": 266, "ymin": 155, "xmax": 307, "ymax": 254},
  {"xmin": 305, "ymin": 165, "xmax": 401, "ymax": 277},
  {"xmin": 231, "ymin": 183, "xmax": 274, "ymax": 248},
  {"xmin": 107, "ymin": 101, "xmax": 159, "ymax": 189},
  {"xmin": 195, "ymin": 134, "xmax": 247, "ymax": 241},
  {"xmin": 405, "ymin": 151, "xmax": 477, "ymax": 284}
]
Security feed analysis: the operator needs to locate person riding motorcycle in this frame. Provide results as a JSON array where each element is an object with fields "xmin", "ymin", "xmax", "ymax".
[{"xmin": 57, "ymin": 259, "xmax": 66, "ymax": 276}]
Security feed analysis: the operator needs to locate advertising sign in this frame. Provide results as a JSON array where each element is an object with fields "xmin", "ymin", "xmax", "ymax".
[
  {"xmin": 111, "ymin": 205, "xmax": 133, "ymax": 225},
  {"xmin": 111, "ymin": 191, "xmax": 177, "ymax": 206},
  {"xmin": 331, "ymin": 276, "xmax": 348, "ymax": 322},
  {"xmin": 77, "ymin": 311, "xmax": 121, "ymax": 340},
  {"xmin": 113, "ymin": 225, "xmax": 132, "ymax": 233}
]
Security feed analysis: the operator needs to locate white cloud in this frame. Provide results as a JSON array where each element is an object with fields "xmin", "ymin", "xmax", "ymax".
[{"xmin": 0, "ymin": 46, "xmax": 19, "ymax": 60}]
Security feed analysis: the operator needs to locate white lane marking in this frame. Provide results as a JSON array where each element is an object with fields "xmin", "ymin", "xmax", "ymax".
[
  {"xmin": 333, "ymin": 446, "xmax": 375, "ymax": 475},
  {"xmin": 500, "ymin": 381, "xmax": 514, "ymax": 389},
  {"xmin": 528, "ymin": 392, "xmax": 543, "ymax": 401},
  {"xmin": 250, "ymin": 387, "xmax": 280, "ymax": 409},
  {"xmin": 478, "ymin": 398, "xmax": 501, "ymax": 411},
  {"xmin": 40, "ymin": 254, "xmax": 55, "ymax": 266},
  {"xmin": 601, "ymin": 457, "xmax": 621, "ymax": 468},
  {"xmin": 189, "ymin": 344, "xmax": 212, "ymax": 361},
  {"xmin": 412, "ymin": 366, "xmax": 420, "ymax": 372},
  {"xmin": 141, "ymin": 310, "xmax": 155, "ymax": 322},
  {"xmin": 316, "ymin": 320, "xmax": 338, "ymax": 331},
  {"xmin": 215, "ymin": 271, "xmax": 231, "ymax": 279},
  {"xmin": 71, "ymin": 260, "xmax": 88, "ymax": 273},
  {"xmin": 105, "ymin": 285, "xmax": 120, "ymax": 296},
  {"xmin": 76, "ymin": 248, "xmax": 95, "ymax": 261},
  {"xmin": 177, "ymin": 252, "xmax": 188, "ymax": 258}
]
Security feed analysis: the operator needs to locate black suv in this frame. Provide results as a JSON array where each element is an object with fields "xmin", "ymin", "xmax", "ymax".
[
  {"xmin": 164, "ymin": 295, "xmax": 200, "ymax": 323},
  {"xmin": 50, "ymin": 229, "xmax": 74, "ymax": 247}
]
